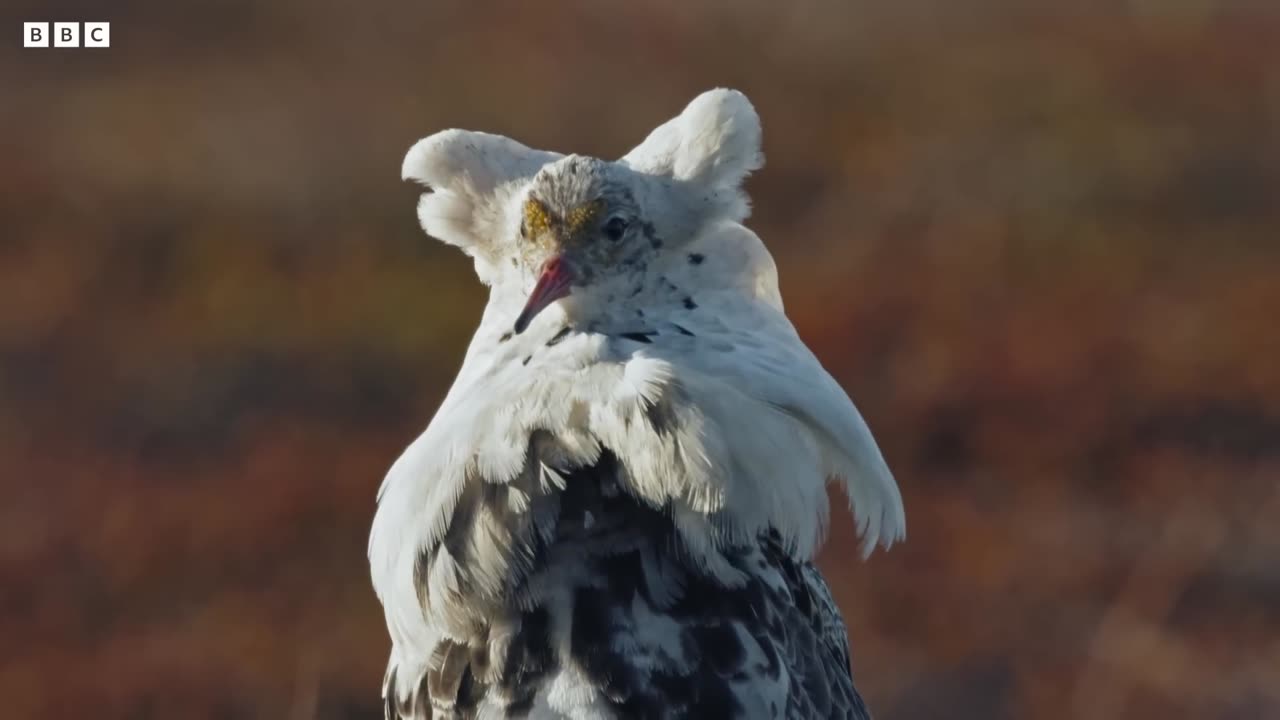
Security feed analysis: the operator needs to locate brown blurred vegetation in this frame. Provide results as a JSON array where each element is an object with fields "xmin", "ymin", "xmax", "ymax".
[{"xmin": 2, "ymin": 1, "xmax": 1279, "ymax": 718}]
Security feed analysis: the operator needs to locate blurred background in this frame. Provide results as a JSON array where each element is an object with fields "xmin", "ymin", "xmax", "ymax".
[{"xmin": 2, "ymin": 1, "xmax": 1278, "ymax": 718}]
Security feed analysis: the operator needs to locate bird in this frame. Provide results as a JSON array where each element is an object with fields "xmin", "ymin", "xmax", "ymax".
[{"xmin": 368, "ymin": 88, "xmax": 905, "ymax": 719}]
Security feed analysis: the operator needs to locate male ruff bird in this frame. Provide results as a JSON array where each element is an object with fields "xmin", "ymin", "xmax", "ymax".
[{"xmin": 369, "ymin": 89, "xmax": 905, "ymax": 719}]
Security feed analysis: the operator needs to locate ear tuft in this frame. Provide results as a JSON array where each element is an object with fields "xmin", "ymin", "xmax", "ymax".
[
  {"xmin": 622, "ymin": 88, "xmax": 764, "ymax": 190},
  {"xmin": 403, "ymin": 129, "xmax": 554, "ymax": 194},
  {"xmin": 402, "ymin": 130, "xmax": 558, "ymax": 283}
]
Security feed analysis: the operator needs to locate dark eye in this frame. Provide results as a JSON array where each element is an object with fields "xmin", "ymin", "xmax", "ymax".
[{"xmin": 603, "ymin": 216, "xmax": 629, "ymax": 242}]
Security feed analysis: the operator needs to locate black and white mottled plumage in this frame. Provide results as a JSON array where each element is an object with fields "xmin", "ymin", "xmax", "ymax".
[{"xmin": 369, "ymin": 89, "xmax": 904, "ymax": 719}]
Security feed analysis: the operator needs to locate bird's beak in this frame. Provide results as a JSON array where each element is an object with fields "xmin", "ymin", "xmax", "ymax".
[{"xmin": 514, "ymin": 257, "xmax": 575, "ymax": 334}]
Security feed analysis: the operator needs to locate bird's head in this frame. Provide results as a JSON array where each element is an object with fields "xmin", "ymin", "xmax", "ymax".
[
  {"xmin": 402, "ymin": 88, "xmax": 764, "ymax": 330},
  {"xmin": 510, "ymin": 156, "xmax": 656, "ymax": 333}
]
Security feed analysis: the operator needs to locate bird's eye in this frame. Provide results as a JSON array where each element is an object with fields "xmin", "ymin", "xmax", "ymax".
[{"xmin": 603, "ymin": 216, "xmax": 629, "ymax": 242}]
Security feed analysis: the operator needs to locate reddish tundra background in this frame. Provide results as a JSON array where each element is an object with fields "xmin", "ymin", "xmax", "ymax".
[{"xmin": 3, "ymin": 1, "xmax": 1278, "ymax": 718}]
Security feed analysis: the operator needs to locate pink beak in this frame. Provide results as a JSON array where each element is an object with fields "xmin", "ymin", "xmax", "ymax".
[{"xmin": 514, "ymin": 257, "xmax": 575, "ymax": 334}]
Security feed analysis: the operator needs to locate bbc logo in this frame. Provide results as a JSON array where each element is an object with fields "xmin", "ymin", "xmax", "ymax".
[{"xmin": 24, "ymin": 22, "xmax": 110, "ymax": 48}]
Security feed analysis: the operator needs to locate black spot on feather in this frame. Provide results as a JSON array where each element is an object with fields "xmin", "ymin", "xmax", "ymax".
[
  {"xmin": 683, "ymin": 297, "xmax": 698, "ymax": 310},
  {"xmin": 688, "ymin": 253, "xmax": 705, "ymax": 265},
  {"xmin": 641, "ymin": 221, "xmax": 663, "ymax": 249},
  {"xmin": 412, "ymin": 548, "xmax": 432, "ymax": 609},
  {"xmin": 546, "ymin": 326, "xmax": 572, "ymax": 347},
  {"xmin": 618, "ymin": 331, "xmax": 656, "ymax": 343},
  {"xmin": 692, "ymin": 623, "xmax": 745, "ymax": 674}
]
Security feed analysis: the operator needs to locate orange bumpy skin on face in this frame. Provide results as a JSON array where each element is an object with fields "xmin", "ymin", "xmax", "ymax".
[
  {"xmin": 564, "ymin": 199, "xmax": 605, "ymax": 237},
  {"xmin": 523, "ymin": 198, "xmax": 605, "ymax": 244},
  {"xmin": 523, "ymin": 198, "xmax": 554, "ymax": 240}
]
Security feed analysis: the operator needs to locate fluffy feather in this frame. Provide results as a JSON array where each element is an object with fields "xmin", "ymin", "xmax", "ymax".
[
  {"xmin": 371, "ymin": 89, "xmax": 902, "ymax": 719},
  {"xmin": 624, "ymin": 89, "xmax": 762, "ymax": 194},
  {"xmin": 403, "ymin": 130, "xmax": 561, "ymax": 284},
  {"xmin": 622, "ymin": 88, "xmax": 764, "ymax": 223}
]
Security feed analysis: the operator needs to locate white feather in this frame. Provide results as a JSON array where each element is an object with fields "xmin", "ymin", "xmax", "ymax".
[{"xmin": 371, "ymin": 88, "xmax": 903, "ymax": 718}]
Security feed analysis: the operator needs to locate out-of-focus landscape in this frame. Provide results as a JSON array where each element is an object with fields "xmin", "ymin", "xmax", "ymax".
[{"xmin": 2, "ymin": 1, "xmax": 1278, "ymax": 718}]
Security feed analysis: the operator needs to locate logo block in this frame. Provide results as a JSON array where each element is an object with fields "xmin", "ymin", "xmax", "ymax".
[
  {"xmin": 54, "ymin": 22, "xmax": 79, "ymax": 47},
  {"xmin": 24, "ymin": 22, "xmax": 49, "ymax": 47},
  {"xmin": 84, "ymin": 22, "xmax": 109, "ymax": 48}
]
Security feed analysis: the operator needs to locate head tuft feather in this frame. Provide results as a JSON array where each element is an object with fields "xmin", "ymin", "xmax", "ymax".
[{"xmin": 402, "ymin": 89, "xmax": 765, "ymax": 282}]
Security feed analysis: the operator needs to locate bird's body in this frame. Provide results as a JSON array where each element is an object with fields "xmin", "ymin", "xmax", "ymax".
[{"xmin": 370, "ymin": 90, "xmax": 904, "ymax": 719}]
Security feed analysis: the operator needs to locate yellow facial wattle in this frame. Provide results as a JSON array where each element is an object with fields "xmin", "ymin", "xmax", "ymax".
[
  {"xmin": 564, "ymin": 199, "xmax": 605, "ymax": 238},
  {"xmin": 523, "ymin": 198, "xmax": 553, "ymax": 240},
  {"xmin": 523, "ymin": 198, "xmax": 606, "ymax": 244}
]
